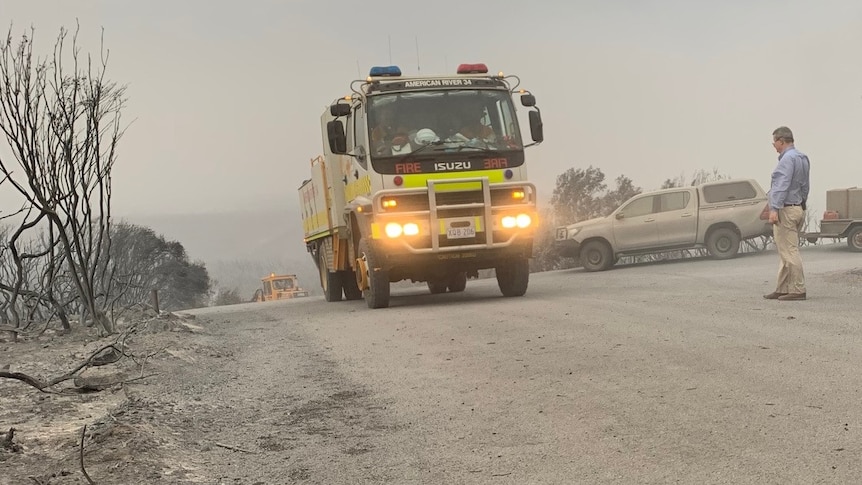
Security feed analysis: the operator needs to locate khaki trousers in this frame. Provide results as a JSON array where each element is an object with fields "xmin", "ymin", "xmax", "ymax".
[{"xmin": 773, "ymin": 206, "xmax": 806, "ymax": 294}]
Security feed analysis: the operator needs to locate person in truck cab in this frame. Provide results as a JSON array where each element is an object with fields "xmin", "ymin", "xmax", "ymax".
[
  {"xmin": 371, "ymin": 103, "xmax": 411, "ymax": 155},
  {"xmin": 445, "ymin": 100, "xmax": 495, "ymax": 144}
]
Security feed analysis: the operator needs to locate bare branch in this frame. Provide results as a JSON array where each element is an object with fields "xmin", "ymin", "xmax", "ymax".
[
  {"xmin": 80, "ymin": 424, "xmax": 95, "ymax": 485},
  {"xmin": 214, "ymin": 442, "xmax": 258, "ymax": 454},
  {"xmin": 0, "ymin": 323, "xmax": 137, "ymax": 392}
]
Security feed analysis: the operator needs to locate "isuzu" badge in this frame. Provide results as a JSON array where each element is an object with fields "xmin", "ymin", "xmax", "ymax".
[{"xmin": 434, "ymin": 161, "xmax": 472, "ymax": 171}]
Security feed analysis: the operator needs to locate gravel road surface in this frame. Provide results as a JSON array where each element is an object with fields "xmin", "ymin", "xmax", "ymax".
[{"xmin": 134, "ymin": 245, "xmax": 859, "ymax": 484}]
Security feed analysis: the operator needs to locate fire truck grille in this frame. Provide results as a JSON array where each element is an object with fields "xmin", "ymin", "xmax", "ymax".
[{"xmin": 384, "ymin": 189, "xmax": 521, "ymax": 212}]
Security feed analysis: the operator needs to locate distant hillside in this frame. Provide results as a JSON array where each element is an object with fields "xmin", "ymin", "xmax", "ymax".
[{"xmin": 123, "ymin": 207, "xmax": 319, "ymax": 300}]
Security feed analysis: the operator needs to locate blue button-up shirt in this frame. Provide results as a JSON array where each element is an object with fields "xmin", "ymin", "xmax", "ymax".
[{"xmin": 769, "ymin": 147, "xmax": 810, "ymax": 211}]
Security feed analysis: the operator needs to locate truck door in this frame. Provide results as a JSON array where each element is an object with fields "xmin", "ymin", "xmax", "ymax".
[
  {"xmin": 656, "ymin": 190, "xmax": 697, "ymax": 246},
  {"xmin": 612, "ymin": 195, "xmax": 659, "ymax": 251},
  {"xmin": 343, "ymin": 107, "xmax": 372, "ymax": 203}
]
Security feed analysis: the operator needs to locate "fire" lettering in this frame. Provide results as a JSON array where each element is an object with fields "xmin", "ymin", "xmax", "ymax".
[
  {"xmin": 395, "ymin": 162, "xmax": 422, "ymax": 174},
  {"xmin": 483, "ymin": 158, "xmax": 508, "ymax": 169}
]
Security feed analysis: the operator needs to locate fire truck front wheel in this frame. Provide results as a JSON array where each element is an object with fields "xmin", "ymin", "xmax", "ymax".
[
  {"xmin": 496, "ymin": 258, "xmax": 529, "ymax": 297},
  {"xmin": 427, "ymin": 279, "xmax": 448, "ymax": 294},
  {"xmin": 318, "ymin": 250, "xmax": 343, "ymax": 302},
  {"xmin": 447, "ymin": 272, "xmax": 467, "ymax": 292},
  {"xmin": 359, "ymin": 238, "xmax": 391, "ymax": 309}
]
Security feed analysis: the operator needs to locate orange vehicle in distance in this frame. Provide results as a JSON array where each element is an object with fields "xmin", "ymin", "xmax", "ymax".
[{"xmin": 252, "ymin": 274, "xmax": 309, "ymax": 302}]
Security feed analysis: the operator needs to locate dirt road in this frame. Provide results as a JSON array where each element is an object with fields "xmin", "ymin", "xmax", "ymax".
[{"xmin": 4, "ymin": 245, "xmax": 862, "ymax": 484}]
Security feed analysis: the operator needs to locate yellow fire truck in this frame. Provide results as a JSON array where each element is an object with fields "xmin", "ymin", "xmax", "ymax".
[
  {"xmin": 252, "ymin": 274, "xmax": 309, "ymax": 302},
  {"xmin": 298, "ymin": 63, "xmax": 544, "ymax": 308}
]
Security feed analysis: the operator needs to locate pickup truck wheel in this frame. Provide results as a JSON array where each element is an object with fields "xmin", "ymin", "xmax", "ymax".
[
  {"xmin": 427, "ymin": 279, "xmax": 447, "ymax": 294},
  {"xmin": 847, "ymin": 226, "xmax": 862, "ymax": 252},
  {"xmin": 318, "ymin": 249, "xmax": 343, "ymax": 302},
  {"xmin": 447, "ymin": 272, "xmax": 468, "ymax": 292},
  {"xmin": 496, "ymin": 258, "xmax": 529, "ymax": 297},
  {"xmin": 580, "ymin": 241, "xmax": 613, "ymax": 272},
  {"xmin": 359, "ymin": 238, "xmax": 391, "ymax": 309},
  {"xmin": 706, "ymin": 227, "xmax": 741, "ymax": 260},
  {"xmin": 341, "ymin": 270, "xmax": 363, "ymax": 300}
]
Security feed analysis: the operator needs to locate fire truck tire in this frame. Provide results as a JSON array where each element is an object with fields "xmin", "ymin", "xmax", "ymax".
[
  {"xmin": 359, "ymin": 238, "xmax": 390, "ymax": 309},
  {"xmin": 848, "ymin": 226, "xmax": 862, "ymax": 252},
  {"xmin": 318, "ymin": 250, "xmax": 343, "ymax": 302},
  {"xmin": 496, "ymin": 258, "xmax": 529, "ymax": 297},
  {"xmin": 447, "ymin": 272, "xmax": 467, "ymax": 292},
  {"xmin": 427, "ymin": 279, "xmax": 447, "ymax": 294},
  {"xmin": 341, "ymin": 270, "xmax": 363, "ymax": 300}
]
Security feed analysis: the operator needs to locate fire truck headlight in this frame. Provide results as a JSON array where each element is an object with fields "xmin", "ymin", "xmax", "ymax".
[
  {"xmin": 385, "ymin": 223, "xmax": 403, "ymax": 238},
  {"xmin": 502, "ymin": 216, "xmax": 517, "ymax": 229},
  {"xmin": 403, "ymin": 223, "xmax": 419, "ymax": 236},
  {"xmin": 516, "ymin": 214, "xmax": 532, "ymax": 228}
]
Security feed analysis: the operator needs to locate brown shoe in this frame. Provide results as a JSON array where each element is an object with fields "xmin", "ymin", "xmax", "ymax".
[
  {"xmin": 763, "ymin": 292, "xmax": 787, "ymax": 300},
  {"xmin": 778, "ymin": 292, "xmax": 806, "ymax": 301}
]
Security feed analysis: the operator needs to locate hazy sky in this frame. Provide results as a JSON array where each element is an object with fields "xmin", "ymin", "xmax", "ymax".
[{"xmin": 3, "ymin": 0, "xmax": 862, "ymax": 217}]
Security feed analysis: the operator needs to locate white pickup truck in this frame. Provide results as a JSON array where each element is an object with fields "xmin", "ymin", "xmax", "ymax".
[{"xmin": 554, "ymin": 179, "xmax": 773, "ymax": 271}]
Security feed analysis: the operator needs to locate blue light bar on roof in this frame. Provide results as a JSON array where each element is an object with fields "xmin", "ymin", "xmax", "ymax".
[{"xmin": 369, "ymin": 65, "xmax": 402, "ymax": 77}]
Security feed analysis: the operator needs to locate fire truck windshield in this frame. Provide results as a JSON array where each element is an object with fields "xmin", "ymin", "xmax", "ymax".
[
  {"xmin": 367, "ymin": 90, "xmax": 524, "ymax": 160},
  {"xmin": 272, "ymin": 278, "xmax": 294, "ymax": 290}
]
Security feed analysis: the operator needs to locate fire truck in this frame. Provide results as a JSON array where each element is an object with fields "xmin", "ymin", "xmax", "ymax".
[
  {"xmin": 252, "ymin": 274, "xmax": 309, "ymax": 302},
  {"xmin": 298, "ymin": 63, "xmax": 544, "ymax": 309}
]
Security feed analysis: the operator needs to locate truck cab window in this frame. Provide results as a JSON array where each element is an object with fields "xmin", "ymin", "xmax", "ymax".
[
  {"xmin": 273, "ymin": 279, "xmax": 294, "ymax": 290},
  {"xmin": 345, "ymin": 114, "xmax": 354, "ymax": 151},
  {"xmin": 367, "ymin": 90, "xmax": 524, "ymax": 161},
  {"xmin": 353, "ymin": 106, "xmax": 368, "ymax": 169},
  {"xmin": 702, "ymin": 182, "xmax": 756, "ymax": 203},
  {"xmin": 660, "ymin": 192, "xmax": 690, "ymax": 212},
  {"xmin": 621, "ymin": 196, "xmax": 656, "ymax": 218}
]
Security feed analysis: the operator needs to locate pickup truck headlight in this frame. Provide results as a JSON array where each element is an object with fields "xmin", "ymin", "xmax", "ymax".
[{"xmin": 556, "ymin": 227, "xmax": 580, "ymax": 240}]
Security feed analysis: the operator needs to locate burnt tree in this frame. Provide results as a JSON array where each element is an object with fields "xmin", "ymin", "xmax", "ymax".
[{"xmin": 0, "ymin": 25, "xmax": 127, "ymax": 335}]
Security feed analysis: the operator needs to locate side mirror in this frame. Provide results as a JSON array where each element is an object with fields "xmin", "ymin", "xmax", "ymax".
[
  {"xmin": 528, "ymin": 111, "xmax": 543, "ymax": 143},
  {"xmin": 327, "ymin": 120, "xmax": 347, "ymax": 154},
  {"xmin": 520, "ymin": 94, "xmax": 536, "ymax": 107},
  {"xmin": 615, "ymin": 212, "xmax": 625, "ymax": 220},
  {"xmin": 330, "ymin": 103, "xmax": 351, "ymax": 117}
]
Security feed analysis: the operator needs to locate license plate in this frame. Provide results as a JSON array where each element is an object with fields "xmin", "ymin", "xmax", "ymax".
[{"xmin": 447, "ymin": 227, "xmax": 476, "ymax": 239}]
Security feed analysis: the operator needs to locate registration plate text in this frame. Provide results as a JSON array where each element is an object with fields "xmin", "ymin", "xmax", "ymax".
[{"xmin": 447, "ymin": 227, "xmax": 476, "ymax": 239}]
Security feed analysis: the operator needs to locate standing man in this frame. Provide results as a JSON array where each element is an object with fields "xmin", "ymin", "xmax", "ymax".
[{"xmin": 764, "ymin": 126, "xmax": 811, "ymax": 301}]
